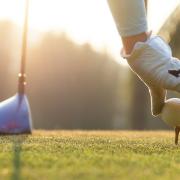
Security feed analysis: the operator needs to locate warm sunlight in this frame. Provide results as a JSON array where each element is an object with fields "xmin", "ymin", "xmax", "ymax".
[{"xmin": 0, "ymin": 0, "xmax": 179, "ymax": 63}]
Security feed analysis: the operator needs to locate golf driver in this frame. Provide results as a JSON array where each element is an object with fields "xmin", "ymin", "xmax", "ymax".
[{"xmin": 0, "ymin": 0, "xmax": 32, "ymax": 134}]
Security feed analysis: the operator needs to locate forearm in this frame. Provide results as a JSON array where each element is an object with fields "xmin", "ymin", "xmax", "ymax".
[{"xmin": 107, "ymin": 0, "xmax": 148, "ymax": 54}]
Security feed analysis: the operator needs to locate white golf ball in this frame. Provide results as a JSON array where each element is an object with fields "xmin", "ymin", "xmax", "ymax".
[{"xmin": 160, "ymin": 98, "xmax": 180, "ymax": 127}]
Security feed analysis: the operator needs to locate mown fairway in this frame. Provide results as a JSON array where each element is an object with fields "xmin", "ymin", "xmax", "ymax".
[{"xmin": 0, "ymin": 131, "xmax": 180, "ymax": 180}]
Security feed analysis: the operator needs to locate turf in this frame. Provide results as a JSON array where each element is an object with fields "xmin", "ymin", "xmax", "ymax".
[{"xmin": 0, "ymin": 131, "xmax": 180, "ymax": 180}]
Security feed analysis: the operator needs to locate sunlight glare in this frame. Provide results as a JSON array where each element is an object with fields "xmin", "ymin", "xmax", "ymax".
[{"xmin": 0, "ymin": 0, "xmax": 178, "ymax": 64}]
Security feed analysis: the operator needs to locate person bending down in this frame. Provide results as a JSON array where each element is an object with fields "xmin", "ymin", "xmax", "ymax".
[{"xmin": 107, "ymin": 0, "xmax": 180, "ymax": 116}]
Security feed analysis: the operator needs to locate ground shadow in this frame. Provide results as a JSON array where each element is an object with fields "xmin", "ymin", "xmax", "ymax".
[{"xmin": 11, "ymin": 135, "xmax": 29, "ymax": 180}]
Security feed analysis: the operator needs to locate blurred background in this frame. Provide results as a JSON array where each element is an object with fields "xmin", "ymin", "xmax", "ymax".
[{"xmin": 0, "ymin": 0, "xmax": 179, "ymax": 130}]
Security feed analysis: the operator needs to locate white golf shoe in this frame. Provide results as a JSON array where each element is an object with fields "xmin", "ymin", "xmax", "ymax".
[{"xmin": 122, "ymin": 35, "xmax": 180, "ymax": 92}]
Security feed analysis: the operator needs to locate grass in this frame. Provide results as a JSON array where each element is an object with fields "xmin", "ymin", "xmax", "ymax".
[{"xmin": 0, "ymin": 131, "xmax": 180, "ymax": 180}]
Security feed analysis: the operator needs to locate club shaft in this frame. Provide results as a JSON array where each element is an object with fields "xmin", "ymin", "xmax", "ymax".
[
  {"xmin": 18, "ymin": 0, "xmax": 29, "ymax": 94},
  {"xmin": 145, "ymin": 0, "xmax": 148, "ymax": 11}
]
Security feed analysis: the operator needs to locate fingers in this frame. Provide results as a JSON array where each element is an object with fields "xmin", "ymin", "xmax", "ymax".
[{"xmin": 149, "ymin": 87, "xmax": 166, "ymax": 116}]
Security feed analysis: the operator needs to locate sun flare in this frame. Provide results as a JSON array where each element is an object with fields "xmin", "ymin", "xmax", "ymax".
[{"xmin": 0, "ymin": 0, "xmax": 178, "ymax": 63}]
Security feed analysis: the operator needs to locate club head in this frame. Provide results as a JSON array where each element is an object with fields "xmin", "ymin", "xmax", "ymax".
[{"xmin": 0, "ymin": 93, "xmax": 32, "ymax": 134}]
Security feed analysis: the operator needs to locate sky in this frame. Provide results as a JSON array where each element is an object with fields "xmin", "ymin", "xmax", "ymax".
[{"xmin": 0, "ymin": 0, "xmax": 179, "ymax": 64}]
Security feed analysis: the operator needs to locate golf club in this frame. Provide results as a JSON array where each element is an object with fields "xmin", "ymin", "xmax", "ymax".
[{"xmin": 0, "ymin": 0, "xmax": 32, "ymax": 134}]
